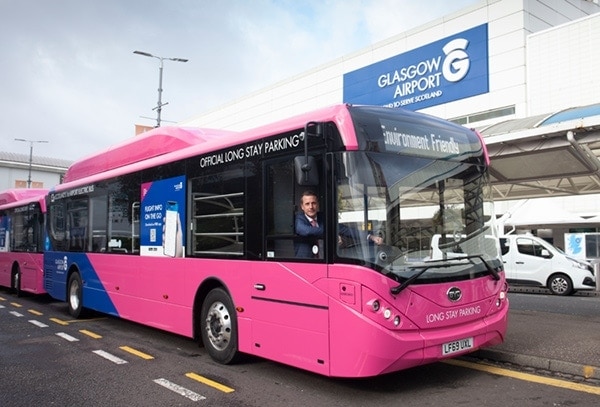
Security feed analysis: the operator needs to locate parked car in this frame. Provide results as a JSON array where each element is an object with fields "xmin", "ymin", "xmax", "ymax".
[{"xmin": 499, "ymin": 234, "xmax": 596, "ymax": 295}]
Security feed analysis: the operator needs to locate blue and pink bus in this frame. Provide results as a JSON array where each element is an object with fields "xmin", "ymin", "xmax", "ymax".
[
  {"xmin": 0, "ymin": 188, "xmax": 48, "ymax": 296},
  {"xmin": 43, "ymin": 104, "xmax": 508, "ymax": 377}
]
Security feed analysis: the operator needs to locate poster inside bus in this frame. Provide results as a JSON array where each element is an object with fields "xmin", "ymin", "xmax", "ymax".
[
  {"xmin": 0, "ymin": 215, "xmax": 9, "ymax": 251},
  {"xmin": 140, "ymin": 175, "xmax": 186, "ymax": 257}
]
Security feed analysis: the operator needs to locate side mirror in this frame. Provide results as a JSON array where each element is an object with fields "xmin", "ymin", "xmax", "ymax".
[
  {"xmin": 294, "ymin": 156, "xmax": 319, "ymax": 186},
  {"xmin": 295, "ymin": 121, "xmax": 323, "ymax": 186}
]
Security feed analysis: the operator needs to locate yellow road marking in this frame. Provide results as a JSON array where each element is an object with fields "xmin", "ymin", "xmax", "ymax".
[
  {"xmin": 186, "ymin": 372, "xmax": 235, "ymax": 393},
  {"xmin": 28, "ymin": 309, "xmax": 43, "ymax": 316},
  {"xmin": 69, "ymin": 317, "xmax": 106, "ymax": 323},
  {"xmin": 49, "ymin": 317, "xmax": 69, "ymax": 326},
  {"xmin": 119, "ymin": 346, "xmax": 154, "ymax": 360},
  {"xmin": 0, "ymin": 296, "xmax": 6, "ymax": 301},
  {"xmin": 79, "ymin": 329, "xmax": 102, "ymax": 339},
  {"xmin": 10, "ymin": 302, "xmax": 22, "ymax": 308},
  {"xmin": 49, "ymin": 317, "xmax": 106, "ymax": 325},
  {"xmin": 445, "ymin": 359, "xmax": 600, "ymax": 395}
]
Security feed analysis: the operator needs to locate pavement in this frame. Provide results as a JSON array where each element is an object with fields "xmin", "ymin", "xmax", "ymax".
[{"xmin": 468, "ymin": 286, "xmax": 600, "ymax": 384}]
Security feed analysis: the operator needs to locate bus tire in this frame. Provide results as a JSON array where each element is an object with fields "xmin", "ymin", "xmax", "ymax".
[
  {"xmin": 12, "ymin": 266, "xmax": 21, "ymax": 297},
  {"xmin": 68, "ymin": 272, "xmax": 85, "ymax": 318},
  {"xmin": 548, "ymin": 273, "xmax": 573, "ymax": 296},
  {"xmin": 200, "ymin": 288, "xmax": 240, "ymax": 364}
]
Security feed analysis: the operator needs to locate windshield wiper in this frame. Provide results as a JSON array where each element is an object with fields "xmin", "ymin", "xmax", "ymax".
[
  {"xmin": 473, "ymin": 254, "xmax": 500, "ymax": 281},
  {"xmin": 390, "ymin": 262, "xmax": 449, "ymax": 295},
  {"xmin": 390, "ymin": 254, "xmax": 499, "ymax": 295}
]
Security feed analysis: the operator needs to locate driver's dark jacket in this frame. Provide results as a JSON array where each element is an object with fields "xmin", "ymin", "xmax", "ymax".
[{"xmin": 294, "ymin": 212, "xmax": 366, "ymax": 258}]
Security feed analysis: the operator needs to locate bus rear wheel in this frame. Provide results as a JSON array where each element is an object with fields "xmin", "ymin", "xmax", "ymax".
[
  {"xmin": 12, "ymin": 266, "xmax": 21, "ymax": 297},
  {"xmin": 200, "ymin": 288, "xmax": 239, "ymax": 364},
  {"xmin": 68, "ymin": 272, "xmax": 84, "ymax": 318}
]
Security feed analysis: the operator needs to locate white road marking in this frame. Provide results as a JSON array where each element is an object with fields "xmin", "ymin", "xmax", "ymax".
[
  {"xmin": 153, "ymin": 378, "xmax": 206, "ymax": 401},
  {"xmin": 92, "ymin": 349, "xmax": 128, "ymax": 365},
  {"xmin": 28, "ymin": 320, "xmax": 49, "ymax": 328},
  {"xmin": 55, "ymin": 332, "xmax": 79, "ymax": 342},
  {"xmin": 9, "ymin": 311, "xmax": 24, "ymax": 317}
]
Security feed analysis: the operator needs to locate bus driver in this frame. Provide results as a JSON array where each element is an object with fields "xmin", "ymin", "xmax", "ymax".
[{"xmin": 294, "ymin": 190, "xmax": 382, "ymax": 258}]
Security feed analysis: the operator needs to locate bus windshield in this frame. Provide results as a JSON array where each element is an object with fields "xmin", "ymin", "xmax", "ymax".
[{"xmin": 335, "ymin": 151, "xmax": 500, "ymax": 284}]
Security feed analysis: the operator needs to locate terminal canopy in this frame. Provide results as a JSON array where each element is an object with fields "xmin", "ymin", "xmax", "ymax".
[
  {"xmin": 479, "ymin": 103, "xmax": 600, "ymax": 202},
  {"xmin": 497, "ymin": 199, "xmax": 600, "ymax": 229}
]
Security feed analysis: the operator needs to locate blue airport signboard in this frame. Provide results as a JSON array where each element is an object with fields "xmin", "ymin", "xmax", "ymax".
[{"xmin": 343, "ymin": 24, "xmax": 489, "ymax": 110}]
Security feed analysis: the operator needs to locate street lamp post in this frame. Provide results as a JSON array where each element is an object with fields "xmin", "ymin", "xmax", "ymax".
[
  {"xmin": 14, "ymin": 138, "xmax": 49, "ymax": 188},
  {"xmin": 133, "ymin": 50, "xmax": 188, "ymax": 127}
]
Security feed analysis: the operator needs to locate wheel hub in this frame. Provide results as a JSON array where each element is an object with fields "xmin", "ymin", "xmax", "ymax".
[
  {"xmin": 551, "ymin": 278, "xmax": 568, "ymax": 294},
  {"xmin": 205, "ymin": 301, "xmax": 231, "ymax": 350},
  {"xmin": 69, "ymin": 280, "xmax": 80, "ymax": 310}
]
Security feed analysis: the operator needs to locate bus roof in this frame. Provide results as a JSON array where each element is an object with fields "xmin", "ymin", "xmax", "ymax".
[
  {"xmin": 237, "ymin": 104, "xmax": 360, "ymax": 151},
  {"xmin": 0, "ymin": 188, "xmax": 49, "ymax": 209},
  {"xmin": 163, "ymin": 104, "xmax": 360, "ymax": 158},
  {"xmin": 52, "ymin": 104, "xmax": 477, "ymax": 192},
  {"xmin": 55, "ymin": 105, "xmax": 359, "ymax": 190},
  {"xmin": 62, "ymin": 126, "xmax": 238, "ymax": 183}
]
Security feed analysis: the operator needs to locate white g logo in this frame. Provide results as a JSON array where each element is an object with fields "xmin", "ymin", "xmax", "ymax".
[{"xmin": 442, "ymin": 38, "xmax": 470, "ymax": 83}]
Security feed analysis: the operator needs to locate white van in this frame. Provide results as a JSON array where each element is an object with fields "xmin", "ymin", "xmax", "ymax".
[{"xmin": 499, "ymin": 234, "xmax": 596, "ymax": 295}]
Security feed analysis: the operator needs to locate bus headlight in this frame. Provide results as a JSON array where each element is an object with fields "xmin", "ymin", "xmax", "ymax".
[
  {"xmin": 496, "ymin": 284, "xmax": 508, "ymax": 307},
  {"xmin": 365, "ymin": 297, "xmax": 402, "ymax": 329}
]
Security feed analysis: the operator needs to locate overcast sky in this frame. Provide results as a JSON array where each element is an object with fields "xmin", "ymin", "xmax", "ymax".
[{"xmin": 2, "ymin": 0, "xmax": 478, "ymax": 161}]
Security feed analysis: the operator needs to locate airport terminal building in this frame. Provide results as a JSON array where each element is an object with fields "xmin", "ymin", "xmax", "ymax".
[
  {"xmin": 2, "ymin": 0, "xmax": 600, "ymax": 250},
  {"xmin": 181, "ymin": 0, "xmax": 600, "ymax": 249}
]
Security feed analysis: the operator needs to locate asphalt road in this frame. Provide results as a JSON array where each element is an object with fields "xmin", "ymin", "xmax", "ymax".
[
  {"xmin": 471, "ymin": 287, "xmax": 600, "ymax": 383},
  {"xmin": 1, "ymin": 287, "xmax": 599, "ymax": 406}
]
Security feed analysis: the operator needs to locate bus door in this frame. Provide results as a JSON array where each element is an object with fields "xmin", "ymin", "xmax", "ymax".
[{"xmin": 249, "ymin": 155, "xmax": 330, "ymax": 374}]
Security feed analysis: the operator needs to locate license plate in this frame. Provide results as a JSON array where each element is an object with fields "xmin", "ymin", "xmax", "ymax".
[{"xmin": 442, "ymin": 337, "xmax": 474, "ymax": 356}]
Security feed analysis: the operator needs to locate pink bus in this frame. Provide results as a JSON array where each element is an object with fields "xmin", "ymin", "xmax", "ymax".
[
  {"xmin": 0, "ymin": 188, "xmax": 48, "ymax": 296},
  {"xmin": 44, "ymin": 105, "xmax": 508, "ymax": 377}
]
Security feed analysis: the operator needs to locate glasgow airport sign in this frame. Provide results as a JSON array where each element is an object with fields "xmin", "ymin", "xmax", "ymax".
[{"xmin": 343, "ymin": 24, "xmax": 489, "ymax": 110}]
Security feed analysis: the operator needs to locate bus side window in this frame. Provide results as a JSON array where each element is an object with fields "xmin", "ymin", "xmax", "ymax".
[
  {"xmin": 265, "ymin": 157, "xmax": 322, "ymax": 260},
  {"xmin": 131, "ymin": 202, "xmax": 140, "ymax": 254},
  {"xmin": 190, "ymin": 165, "xmax": 245, "ymax": 257},
  {"xmin": 106, "ymin": 187, "xmax": 136, "ymax": 254},
  {"xmin": 67, "ymin": 199, "xmax": 89, "ymax": 252},
  {"xmin": 264, "ymin": 160, "xmax": 296, "ymax": 259},
  {"xmin": 12, "ymin": 207, "xmax": 28, "ymax": 251},
  {"xmin": 91, "ymin": 194, "xmax": 108, "ymax": 253},
  {"xmin": 48, "ymin": 201, "xmax": 67, "ymax": 251}
]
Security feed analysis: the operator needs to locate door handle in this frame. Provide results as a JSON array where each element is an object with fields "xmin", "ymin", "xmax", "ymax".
[{"xmin": 254, "ymin": 283, "xmax": 265, "ymax": 291}]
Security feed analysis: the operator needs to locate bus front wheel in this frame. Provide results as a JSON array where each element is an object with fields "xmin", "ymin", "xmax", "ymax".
[
  {"xmin": 68, "ymin": 272, "xmax": 84, "ymax": 318},
  {"xmin": 200, "ymin": 288, "xmax": 240, "ymax": 364}
]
